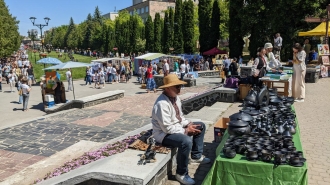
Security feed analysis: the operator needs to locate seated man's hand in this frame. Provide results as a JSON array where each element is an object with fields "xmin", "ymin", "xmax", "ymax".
[
  {"xmin": 186, "ymin": 124, "xmax": 202, "ymax": 136},
  {"xmin": 271, "ymin": 69, "xmax": 276, "ymax": 73}
]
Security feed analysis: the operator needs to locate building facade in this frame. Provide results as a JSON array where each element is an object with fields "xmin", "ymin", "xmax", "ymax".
[
  {"xmin": 123, "ymin": 0, "xmax": 198, "ymax": 23},
  {"xmin": 102, "ymin": 12, "xmax": 119, "ymax": 20}
]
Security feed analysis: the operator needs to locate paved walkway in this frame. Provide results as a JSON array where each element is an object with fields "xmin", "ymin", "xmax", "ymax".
[
  {"xmin": 0, "ymin": 77, "xmax": 221, "ymax": 183},
  {"xmin": 166, "ymin": 78, "xmax": 330, "ymax": 185}
]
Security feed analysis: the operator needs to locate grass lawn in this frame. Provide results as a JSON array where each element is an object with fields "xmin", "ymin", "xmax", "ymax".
[{"xmin": 28, "ymin": 51, "xmax": 95, "ymax": 81}]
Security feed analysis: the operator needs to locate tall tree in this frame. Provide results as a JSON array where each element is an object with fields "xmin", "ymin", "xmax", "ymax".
[
  {"xmin": 168, "ymin": 8, "xmax": 175, "ymax": 50},
  {"xmin": 154, "ymin": 13, "xmax": 162, "ymax": 53},
  {"xmin": 145, "ymin": 15, "xmax": 154, "ymax": 52},
  {"xmin": 130, "ymin": 15, "xmax": 140, "ymax": 53},
  {"xmin": 93, "ymin": 6, "xmax": 103, "ymax": 24},
  {"xmin": 228, "ymin": 0, "xmax": 244, "ymax": 58},
  {"xmin": 210, "ymin": 0, "xmax": 220, "ymax": 48},
  {"xmin": 198, "ymin": 0, "xmax": 212, "ymax": 53},
  {"xmin": 82, "ymin": 13, "xmax": 93, "ymax": 49},
  {"xmin": 173, "ymin": 0, "xmax": 184, "ymax": 54},
  {"xmin": 64, "ymin": 17, "xmax": 75, "ymax": 48},
  {"xmin": 67, "ymin": 27, "xmax": 79, "ymax": 49},
  {"xmin": 219, "ymin": 0, "xmax": 229, "ymax": 40},
  {"xmin": 163, "ymin": 11, "xmax": 170, "ymax": 53},
  {"xmin": 0, "ymin": 0, "xmax": 20, "ymax": 57},
  {"xmin": 183, "ymin": 0, "xmax": 195, "ymax": 54}
]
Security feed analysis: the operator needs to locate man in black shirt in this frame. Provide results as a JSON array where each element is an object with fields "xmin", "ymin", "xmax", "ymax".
[{"xmin": 27, "ymin": 66, "xmax": 34, "ymax": 86}]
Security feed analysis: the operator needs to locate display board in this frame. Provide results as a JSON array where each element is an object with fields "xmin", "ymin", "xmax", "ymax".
[{"xmin": 317, "ymin": 44, "xmax": 329, "ymax": 56}]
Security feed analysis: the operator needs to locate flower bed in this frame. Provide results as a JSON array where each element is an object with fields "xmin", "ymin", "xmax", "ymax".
[{"xmin": 34, "ymin": 134, "xmax": 140, "ymax": 184}]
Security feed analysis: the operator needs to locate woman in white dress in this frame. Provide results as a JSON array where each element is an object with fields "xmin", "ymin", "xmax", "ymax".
[{"xmin": 292, "ymin": 43, "xmax": 306, "ymax": 102}]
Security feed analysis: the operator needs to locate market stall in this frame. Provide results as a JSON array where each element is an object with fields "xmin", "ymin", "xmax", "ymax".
[
  {"xmin": 203, "ymin": 89, "xmax": 308, "ymax": 185},
  {"xmin": 43, "ymin": 62, "xmax": 92, "ymax": 107},
  {"xmin": 133, "ymin": 53, "xmax": 166, "ymax": 74}
]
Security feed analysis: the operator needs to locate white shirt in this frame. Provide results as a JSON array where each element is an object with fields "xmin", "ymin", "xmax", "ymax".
[
  {"xmin": 267, "ymin": 52, "xmax": 282, "ymax": 68},
  {"xmin": 8, "ymin": 73, "xmax": 16, "ymax": 82},
  {"xmin": 152, "ymin": 94, "xmax": 190, "ymax": 143},
  {"xmin": 66, "ymin": 71, "xmax": 71, "ymax": 80},
  {"xmin": 274, "ymin": 37, "xmax": 283, "ymax": 47},
  {"xmin": 111, "ymin": 67, "xmax": 117, "ymax": 74},
  {"xmin": 164, "ymin": 63, "xmax": 169, "ymax": 71},
  {"xmin": 180, "ymin": 64, "xmax": 186, "ymax": 73},
  {"xmin": 106, "ymin": 66, "xmax": 112, "ymax": 74},
  {"xmin": 21, "ymin": 84, "xmax": 30, "ymax": 94}
]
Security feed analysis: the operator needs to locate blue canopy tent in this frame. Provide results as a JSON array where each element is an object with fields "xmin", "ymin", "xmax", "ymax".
[
  {"xmin": 44, "ymin": 61, "xmax": 92, "ymax": 100},
  {"xmin": 37, "ymin": 57, "xmax": 63, "ymax": 69}
]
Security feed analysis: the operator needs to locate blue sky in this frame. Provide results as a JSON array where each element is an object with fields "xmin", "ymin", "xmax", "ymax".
[{"xmin": 4, "ymin": 0, "xmax": 132, "ymax": 36}]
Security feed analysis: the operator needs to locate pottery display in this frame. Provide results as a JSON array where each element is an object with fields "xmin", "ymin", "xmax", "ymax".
[
  {"xmin": 221, "ymin": 92, "xmax": 306, "ymax": 167},
  {"xmin": 227, "ymin": 120, "xmax": 251, "ymax": 136}
]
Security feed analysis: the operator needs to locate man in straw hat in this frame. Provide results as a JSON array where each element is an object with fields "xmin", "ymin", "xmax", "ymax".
[{"xmin": 152, "ymin": 74, "xmax": 210, "ymax": 185}]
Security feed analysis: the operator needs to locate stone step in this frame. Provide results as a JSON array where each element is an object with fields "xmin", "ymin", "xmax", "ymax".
[
  {"xmin": 179, "ymin": 93, "xmax": 198, "ymax": 101},
  {"xmin": 39, "ymin": 149, "xmax": 171, "ymax": 185},
  {"xmin": 185, "ymin": 102, "xmax": 232, "ymax": 125}
]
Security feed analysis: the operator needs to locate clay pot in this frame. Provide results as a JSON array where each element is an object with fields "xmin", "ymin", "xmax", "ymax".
[
  {"xmin": 261, "ymin": 150, "xmax": 272, "ymax": 162},
  {"xmin": 223, "ymin": 147, "xmax": 236, "ymax": 159},
  {"xmin": 228, "ymin": 120, "xmax": 251, "ymax": 136},
  {"xmin": 230, "ymin": 111, "xmax": 254, "ymax": 122}
]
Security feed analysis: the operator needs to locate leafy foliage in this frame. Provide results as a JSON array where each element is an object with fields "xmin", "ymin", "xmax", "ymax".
[
  {"xmin": 154, "ymin": 13, "xmax": 162, "ymax": 52},
  {"xmin": 198, "ymin": 0, "xmax": 212, "ymax": 53},
  {"xmin": 210, "ymin": 0, "xmax": 220, "ymax": 48},
  {"xmin": 0, "ymin": 0, "xmax": 20, "ymax": 57},
  {"xmin": 183, "ymin": 0, "xmax": 195, "ymax": 54},
  {"xmin": 145, "ymin": 15, "xmax": 154, "ymax": 52},
  {"xmin": 228, "ymin": 0, "xmax": 244, "ymax": 58},
  {"xmin": 173, "ymin": 0, "xmax": 184, "ymax": 54}
]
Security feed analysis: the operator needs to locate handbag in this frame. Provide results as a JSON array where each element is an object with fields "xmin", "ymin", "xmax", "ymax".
[{"xmin": 18, "ymin": 89, "xmax": 22, "ymax": 95}]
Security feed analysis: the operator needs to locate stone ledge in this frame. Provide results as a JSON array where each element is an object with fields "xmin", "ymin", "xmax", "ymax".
[
  {"xmin": 39, "ymin": 149, "xmax": 173, "ymax": 185},
  {"xmin": 197, "ymin": 70, "xmax": 220, "ymax": 77},
  {"xmin": 181, "ymin": 87, "xmax": 238, "ymax": 114},
  {"xmin": 44, "ymin": 90, "xmax": 125, "ymax": 114}
]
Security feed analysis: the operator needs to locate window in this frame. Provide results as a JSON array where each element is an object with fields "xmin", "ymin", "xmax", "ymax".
[
  {"xmin": 137, "ymin": 8, "xmax": 140, "ymax": 14},
  {"xmin": 141, "ymin": 7, "xmax": 144, "ymax": 14},
  {"xmin": 145, "ymin": 6, "xmax": 149, "ymax": 12}
]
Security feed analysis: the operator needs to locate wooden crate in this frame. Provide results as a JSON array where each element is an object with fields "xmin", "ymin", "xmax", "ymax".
[{"xmin": 239, "ymin": 84, "xmax": 251, "ymax": 100}]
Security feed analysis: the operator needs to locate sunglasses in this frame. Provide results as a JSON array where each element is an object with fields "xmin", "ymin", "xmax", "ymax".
[{"xmin": 174, "ymin": 85, "xmax": 181, "ymax": 89}]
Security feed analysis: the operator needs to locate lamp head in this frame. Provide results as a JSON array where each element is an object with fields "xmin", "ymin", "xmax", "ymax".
[
  {"xmin": 44, "ymin": 17, "xmax": 50, "ymax": 25},
  {"xmin": 29, "ymin": 17, "xmax": 36, "ymax": 25}
]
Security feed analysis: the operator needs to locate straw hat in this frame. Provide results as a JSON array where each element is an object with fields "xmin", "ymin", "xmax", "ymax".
[
  {"xmin": 159, "ymin": 74, "xmax": 187, "ymax": 89},
  {"xmin": 264, "ymin": 43, "xmax": 273, "ymax": 49}
]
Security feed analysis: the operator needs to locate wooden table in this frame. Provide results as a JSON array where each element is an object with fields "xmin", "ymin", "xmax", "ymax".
[{"xmin": 260, "ymin": 79, "xmax": 290, "ymax": 97}]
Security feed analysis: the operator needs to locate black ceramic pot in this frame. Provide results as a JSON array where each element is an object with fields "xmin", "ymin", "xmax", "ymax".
[
  {"xmin": 223, "ymin": 147, "xmax": 237, "ymax": 159},
  {"xmin": 230, "ymin": 111, "xmax": 254, "ymax": 122},
  {"xmin": 227, "ymin": 120, "xmax": 251, "ymax": 136}
]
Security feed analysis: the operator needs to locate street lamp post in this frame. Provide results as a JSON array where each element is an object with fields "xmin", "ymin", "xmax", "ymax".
[
  {"xmin": 29, "ymin": 17, "xmax": 50, "ymax": 52},
  {"xmin": 28, "ymin": 30, "xmax": 37, "ymax": 64}
]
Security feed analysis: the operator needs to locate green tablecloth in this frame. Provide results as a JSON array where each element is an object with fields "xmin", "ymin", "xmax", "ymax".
[{"xmin": 202, "ymin": 106, "xmax": 308, "ymax": 185}]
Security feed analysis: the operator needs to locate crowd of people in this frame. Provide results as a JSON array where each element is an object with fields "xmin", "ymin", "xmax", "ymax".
[{"xmin": 0, "ymin": 49, "xmax": 34, "ymax": 111}]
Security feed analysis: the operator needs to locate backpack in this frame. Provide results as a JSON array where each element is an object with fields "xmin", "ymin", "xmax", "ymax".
[{"xmin": 224, "ymin": 77, "xmax": 239, "ymax": 88}]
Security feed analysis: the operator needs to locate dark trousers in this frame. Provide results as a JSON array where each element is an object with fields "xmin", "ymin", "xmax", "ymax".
[
  {"xmin": 55, "ymin": 92, "xmax": 62, "ymax": 104},
  {"xmin": 0, "ymin": 82, "xmax": 2, "ymax": 90},
  {"xmin": 251, "ymin": 76, "xmax": 263, "ymax": 87},
  {"xmin": 162, "ymin": 122, "xmax": 205, "ymax": 175},
  {"xmin": 85, "ymin": 75, "xmax": 91, "ymax": 85}
]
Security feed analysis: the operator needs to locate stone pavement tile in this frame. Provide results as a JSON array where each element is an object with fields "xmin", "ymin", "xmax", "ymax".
[
  {"xmin": 294, "ymin": 78, "xmax": 330, "ymax": 185},
  {"xmin": 0, "ymin": 150, "xmax": 47, "ymax": 181},
  {"xmin": 72, "ymin": 111, "xmax": 123, "ymax": 127}
]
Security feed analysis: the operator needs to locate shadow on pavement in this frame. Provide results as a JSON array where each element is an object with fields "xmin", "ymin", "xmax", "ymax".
[
  {"xmin": 13, "ymin": 108, "xmax": 23, "ymax": 111},
  {"xmin": 30, "ymin": 103, "xmax": 44, "ymax": 111},
  {"xmin": 10, "ymin": 101, "xmax": 21, "ymax": 104}
]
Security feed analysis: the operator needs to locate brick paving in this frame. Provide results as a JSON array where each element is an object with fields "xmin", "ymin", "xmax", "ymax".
[
  {"xmin": 0, "ymin": 149, "xmax": 46, "ymax": 180},
  {"xmin": 166, "ymin": 78, "xmax": 330, "ymax": 185},
  {"xmin": 0, "ymin": 82, "xmax": 215, "ymax": 182}
]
